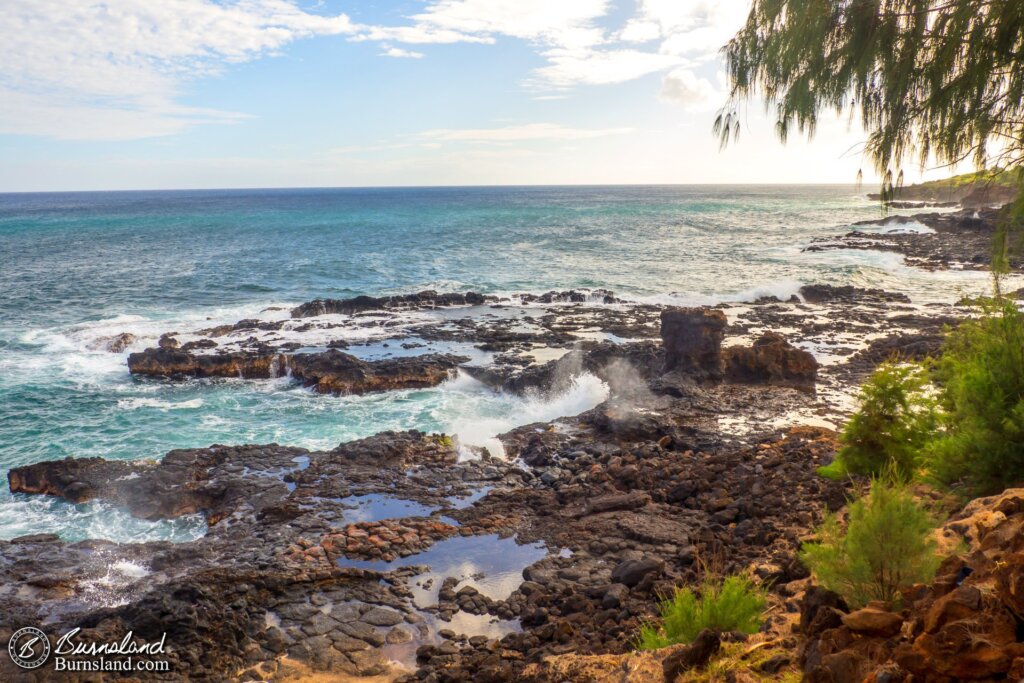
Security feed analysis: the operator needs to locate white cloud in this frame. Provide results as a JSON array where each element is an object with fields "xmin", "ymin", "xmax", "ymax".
[
  {"xmin": 0, "ymin": 0, "xmax": 356, "ymax": 140},
  {"xmin": 0, "ymin": 1, "xmax": 753, "ymax": 142},
  {"xmin": 398, "ymin": 0, "xmax": 610, "ymax": 48},
  {"xmin": 419, "ymin": 122, "xmax": 633, "ymax": 143},
  {"xmin": 364, "ymin": 0, "xmax": 748, "ymax": 89},
  {"xmin": 379, "ymin": 46, "xmax": 424, "ymax": 59},
  {"xmin": 534, "ymin": 48, "xmax": 684, "ymax": 87},
  {"xmin": 354, "ymin": 0, "xmax": 621, "ymax": 88},
  {"xmin": 658, "ymin": 68, "xmax": 718, "ymax": 110},
  {"xmin": 637, "ymin": 0, "xmax": 750, "ymax": 43},
  {"xmin": 617, "ymin": 20, "xmax": 662, "ymax": 43}
]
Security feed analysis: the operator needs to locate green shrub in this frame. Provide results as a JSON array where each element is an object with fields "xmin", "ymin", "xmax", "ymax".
[
  {"xmin": 800, "ymin": 479, "xmax": 940, "ymax": 608},
  {"xmin": 928, "ymin": 299, "xmax": 1024, "ymax": 494},
  {"xmin": 636, "ymin": 575, "xmax": 767, "ymax": 650},
  {"xmin": 820, "ymin": 362, "xmax": 937, "ymax": 482}
]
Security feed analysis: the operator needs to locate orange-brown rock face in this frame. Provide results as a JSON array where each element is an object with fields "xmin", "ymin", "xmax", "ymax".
[{"xmin": 801, "ymin": 488, "xmax": 1024, "ymax": 682}]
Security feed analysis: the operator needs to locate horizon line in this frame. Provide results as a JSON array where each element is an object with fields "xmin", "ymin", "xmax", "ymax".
[{"xmin": 0, "ymin": 181, "xmax": 872, "ymax": 196}]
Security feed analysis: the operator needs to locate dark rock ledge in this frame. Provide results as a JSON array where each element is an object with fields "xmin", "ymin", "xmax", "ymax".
[
  {"xmin": 128, "ymin": 347, "xmax": 468, "ymax": 395},
  {"xmin": 805, "ymin": 206, "xmax": 1021, "ymax": 271}
]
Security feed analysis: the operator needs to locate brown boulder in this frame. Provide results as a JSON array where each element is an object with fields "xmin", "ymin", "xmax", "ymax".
[
  {"xmin": 723, "ymin": 332, "xmax": 818, "ymax": 390},
  {"xmin": 800, "ymin": 586, "xmax": 849, "ymax": 637},
  {"xmin": 841, "ymin": 607, "xmax": 903, "ymax": 638}
]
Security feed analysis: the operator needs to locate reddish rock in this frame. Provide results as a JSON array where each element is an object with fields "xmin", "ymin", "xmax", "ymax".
[
  {"xmin": 841, "ymin": 607, "xmax": 903, "ymax": 638},
  {"xmin": 803, "ymin": 488, "xmax": 1024, "ymax": 682}
]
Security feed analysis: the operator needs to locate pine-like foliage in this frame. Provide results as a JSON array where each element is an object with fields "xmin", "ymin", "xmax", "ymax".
[
  {"xmin": 636, "ymin": 575, "xmax": 767, "ymax": 650},
  {"xmin": 719, "ymin": 1, "xmax": 1024, "ymax": 183},
  {"xmin": 928, "ymin": 299, "xmax": 1024, "ymax": 493},
  {"xmin": 718, "ymin": 0, "xmax": 1024, "ymax": 260},
  {"xmin": 821, "ymin": 361, "xmax": 937, "ymax": 482},
  {"xmin": 801, "ymin": 478, "xmax": 940, "ymax": 607}
]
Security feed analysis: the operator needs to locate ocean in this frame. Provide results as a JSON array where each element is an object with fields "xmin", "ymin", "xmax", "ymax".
[{"xmin": 0, "ymin": 185, "xmax": 998, "ymax": 543}]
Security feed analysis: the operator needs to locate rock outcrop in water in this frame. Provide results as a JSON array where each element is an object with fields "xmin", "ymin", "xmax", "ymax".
[
  {"xmin": 290, "ymin": 290, "xmax": 492, "ymax": 318},
  {"xmin": 127, "ymin": 346, "xmax": 282, "ymax": 379},
  {"xmin": 806, "ymin": 206, "xmax": 1021, "ymax": 270},
  {"xmin": 87, "ymin": 331, "xmax": 137, "ymax": 352},
  {"xmin": 127, "ymin": 346, "xmax": 467, "ymax": 395},
  {"xmin": 287, "ymin": 349, "xmax": 467, "ymax": 395}
]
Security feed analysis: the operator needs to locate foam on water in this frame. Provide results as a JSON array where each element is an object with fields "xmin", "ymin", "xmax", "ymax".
[
  {"xmin": 641, "ymin": 278, "xmax": 806, "ymax": 308},
  {"xmin": 439, "ymin": 372, "xmax": 610, "ymax": 458},
  {"xmin": 0, "ymin": 494, "xmax": 207, "ymax": 543},
  {"xmin": 117, "ymin": 397, "xmax": 205, "ymax": 411},
  {"xmin": 79, "ymin": 559, "xmax": 153, "ymax": 608}
]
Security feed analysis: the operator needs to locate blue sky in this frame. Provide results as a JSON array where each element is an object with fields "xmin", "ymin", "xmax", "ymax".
[{"xmin": 0, "ymin": 1, "xmax": 934, "ymax": 191}]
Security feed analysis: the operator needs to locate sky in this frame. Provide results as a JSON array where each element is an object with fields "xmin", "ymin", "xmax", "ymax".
[{"xmin": 0, "ymin": 0, "xmax": 946, "ymax": 191}]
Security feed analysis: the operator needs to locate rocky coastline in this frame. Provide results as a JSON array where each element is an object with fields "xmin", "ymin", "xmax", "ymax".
[{"xmin": 3, "ymin": 205, "xmax": 1020, "ymax": 682}]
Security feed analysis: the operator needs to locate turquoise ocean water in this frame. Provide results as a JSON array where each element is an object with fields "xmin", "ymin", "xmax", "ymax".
[{"xmin": 0, "ymin": 185, "xmax": 999, "ymax": 542}]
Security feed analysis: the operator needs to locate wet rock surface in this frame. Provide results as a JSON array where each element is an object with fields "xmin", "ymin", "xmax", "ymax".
[{"xmin": 805, "ymin": 206, "xmax": 1022, "ymax": 271}]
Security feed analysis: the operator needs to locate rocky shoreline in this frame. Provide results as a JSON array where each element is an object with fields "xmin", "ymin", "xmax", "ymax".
[{"xmin": 2, "ymin": 206, "xmax": 1017, "ymax": 682}]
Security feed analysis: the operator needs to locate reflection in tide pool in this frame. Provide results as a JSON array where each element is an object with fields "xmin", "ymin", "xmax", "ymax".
[
  {"xmin": 340, "ymin": 494, "xmax": 439, "ymax": 523},
  {"xmin": 340, "ymin": 533, "xmax": 548, "ymax": 607}
]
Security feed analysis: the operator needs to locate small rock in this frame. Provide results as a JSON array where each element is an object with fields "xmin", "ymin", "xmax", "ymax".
[{"xmin": 611, "ymin": 556, "xmax": 663, "ymax": 588}]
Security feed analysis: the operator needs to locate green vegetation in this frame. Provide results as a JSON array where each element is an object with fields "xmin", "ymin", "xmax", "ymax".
[
  {"xmin": 432, "ymin": 434, "xmax": 455, "ymax": 448},
  {"xmin": 636, "ymin": 575, "xmax": 767, "ymax": 650},
  {"xmin": 717, "ymin": 0, "xmax": 1024, "ymax": 618},
  {"xmin": 816, "ymin": 299, "xmax": 1024, "ymax": 496},
  {"xmin": 801, "ymin": 478, "xmax": 940, "ymax": 608},
  {"xmin": 908, "ymin": 169, "xmax": 1018, "ymax": 192},
  {"xmin": 820, "ymin": 362, "xmax": 937, "ymax": 482},
  {"xmin": 927, "ymin": 300, "xmax": 1024, "ymax": 494}
]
